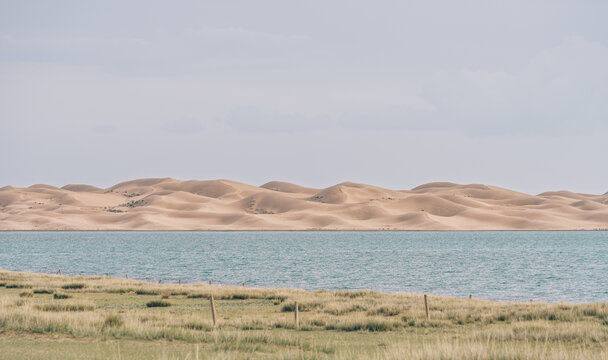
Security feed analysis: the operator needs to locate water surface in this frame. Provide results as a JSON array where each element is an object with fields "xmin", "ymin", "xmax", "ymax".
[{"xmin": 0, "ymin": 231, "xmax": 606, "ymax": 302}]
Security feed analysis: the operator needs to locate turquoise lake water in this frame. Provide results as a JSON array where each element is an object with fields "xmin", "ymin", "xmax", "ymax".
[{"xmin": 0, "ymin": 231, "xmax": 606, "ymax": 302}]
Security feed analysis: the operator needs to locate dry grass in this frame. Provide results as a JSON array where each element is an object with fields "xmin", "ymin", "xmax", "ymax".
[{"xmin": 0, "ymin": 270, "xmax": 606, "ymax": 359}]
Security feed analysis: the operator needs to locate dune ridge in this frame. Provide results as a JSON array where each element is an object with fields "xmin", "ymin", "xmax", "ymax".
[{"xmin": 1, "ymin": 178, "xmax": 607, "ymax": 230}]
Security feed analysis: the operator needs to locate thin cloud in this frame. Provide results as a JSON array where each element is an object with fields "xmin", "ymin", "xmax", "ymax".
[
  {"xmin": 197, "ymin": 27, "xmax": 310, "ymax": 42},
  {"xmin": 160, "ymin": 118, "xmax": 206, "ymax": 134}
]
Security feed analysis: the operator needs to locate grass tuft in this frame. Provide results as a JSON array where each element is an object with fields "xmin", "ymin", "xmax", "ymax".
[
  {"xmin": 183, "ymin": 322, "xmax": 213, "ymax": 331},
  {"xmin": 103, "ymin": 314, "xmax": 124, "ymax": 328},
  {"xmin": 368, "ymin": 306, "xmax": 401, "ymax": 316},
  {"xmin": 136, "ymin": 290, "xmax": 159, "ymax": 296},
  {"xmin": 265, "ymin": 295, "xmax": 286, "ymax": 303},
  {"xmin": 336, "ymin": 290, "xmax": 373, "ymax": 298},
  {"xmin": 186, "ymin": 293, "xmax": 206, "ymax": 299},
  {"xmin": 61, "ymin": 283, "xmax": 86, "ymax": 290},
  {"xmin": 53, "ymin": 293, "xmax": 71, "ymax": 299},
  {"xmin": 495, "ymin": 313, "xmax": 510, "ymax": 322},
  {"xmin": 281, "ymin": 302, "xmax": 322, "ymax": 312},
  {"xmin": 33, "ymin": 289, "xmax": 54, "ymax": 294},
  {"xmin": 326, "ymin": 320, "xmax": 395, "ymax": 332},
  {"xmin": 146, "ymin": 300, "xmax": 171, "ymax": 308},
  {"xmin": 106, "ymin": 288, "xmax": 132, "ymax": 294},
  {"xmin": 6, "ymin": 283, "xmax": 29, "ymax": 289},
  {"xmin": 219, "ymin": 293, "xmax": 263, "ymax": 300}
]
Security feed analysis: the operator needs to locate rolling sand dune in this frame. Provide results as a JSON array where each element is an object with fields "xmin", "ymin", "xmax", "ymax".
[{"xmin": 1, "ymin": 178, "xmax": 607, "ymax": 230}]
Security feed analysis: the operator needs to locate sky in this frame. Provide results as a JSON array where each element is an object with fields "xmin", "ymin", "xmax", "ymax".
[{"xmin": 1, "ymin": 0, "xmax": 607, "ymax": 195}]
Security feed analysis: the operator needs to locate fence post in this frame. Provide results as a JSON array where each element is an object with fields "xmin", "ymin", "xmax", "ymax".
[
  {"xmin": 424, "ymin": 294, "xmax": 430, "ymax": 321},
  {"xmin": 58, "ymin": 269, "xmax": 62, "ymax": 276},
  {"xmin": 210, "ymin": 295, "xmax": 217, "ymax": 327},
  {"xmin": 294, "ymin": 301, "xmax": 299, "ymax": 328},
  {"xmin": 125, "ymin": 274, "xmax": 128, "ymax": 280},
  {"xmin": 469, "ymin": 294, "xmax": 472, "ymax": 299}
]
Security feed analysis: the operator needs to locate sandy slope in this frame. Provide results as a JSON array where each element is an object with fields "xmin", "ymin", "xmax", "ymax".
[{"xmin": 0, "ymin": 178, "xmax": 607, "ymax": 230}]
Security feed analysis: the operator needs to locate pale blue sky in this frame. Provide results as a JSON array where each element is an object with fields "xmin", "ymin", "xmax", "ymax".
[{"xmin": 1, "ymin": 1, "xmax": 607, "ymax": 194}]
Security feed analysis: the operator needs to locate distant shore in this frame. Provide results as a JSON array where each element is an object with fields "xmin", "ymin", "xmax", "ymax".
[
  {"xmin": 2, "ymin": 178, "xmax": 607, "ymax": 231},
  {"xmin": 1, "ymin": 229, "xmax": 607, "ymax": 232}
]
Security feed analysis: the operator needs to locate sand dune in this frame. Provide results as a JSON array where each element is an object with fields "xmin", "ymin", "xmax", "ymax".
[{"xmin": 1, "ymin": 178, "xmax": 607, "ymax": 230}]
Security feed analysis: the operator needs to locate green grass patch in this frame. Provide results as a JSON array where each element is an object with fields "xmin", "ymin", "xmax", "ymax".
[{"xmin": 37, "ymin": 303, "xmax": 94, "ymax": 312}]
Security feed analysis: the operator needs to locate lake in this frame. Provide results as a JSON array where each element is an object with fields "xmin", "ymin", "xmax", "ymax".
[{"xmin": 0, "ymin": 231, "xmax": 606, "ymax": 302}]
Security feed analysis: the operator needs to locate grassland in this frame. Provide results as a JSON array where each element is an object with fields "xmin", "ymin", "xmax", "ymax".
[{"xmin": 0, "ymin": 270, "xmax": 606, "ymax": 359}]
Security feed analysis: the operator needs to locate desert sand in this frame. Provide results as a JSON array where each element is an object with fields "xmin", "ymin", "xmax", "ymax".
[{"xmin": 0, "ymin": 178, "xmax": 607, "ymax": 230}]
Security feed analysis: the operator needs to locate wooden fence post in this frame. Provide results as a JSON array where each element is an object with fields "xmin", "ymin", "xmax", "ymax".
[
  {"xmin": 58, "ymin": 269, "xmax": 62, "ymax": 276},
  {"xmin": 294, "ymin": 301, "xmax": 299, "ymax": 328},
  {"xmin": 424, "ymin": 294, "xmax": 430, "ymax": 321},
  {"xmin": 210, "ymin": 295, "xmax": 217, "ymax": 327},
  {"xmin": 125, "ymin": 274, "xmax": 128, "ymax": 280},
  {"xmin": 178, "ymin": 279, "xmax": 181, "ymax": 285},
  {"xmin": 469, "ymin": 294, "xmax": 472, "ymax": 299}
]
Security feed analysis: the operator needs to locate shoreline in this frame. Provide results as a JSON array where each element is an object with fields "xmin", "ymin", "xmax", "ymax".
[
  {"xmin": 2, "ymin": 269, "xmax": 605, "ymax": 304},
  {"xmin": 2, "ymin": 229, "xmax": 607, "ymax": 232},
  {"xmin": 2, "ymin": 269, "xmax": 607, "ymax": 305}
]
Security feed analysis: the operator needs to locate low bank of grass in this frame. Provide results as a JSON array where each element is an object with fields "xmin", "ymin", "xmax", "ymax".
[{"xmin": 0, "ymin": 270, "xmax": 606, "ymax": 359}]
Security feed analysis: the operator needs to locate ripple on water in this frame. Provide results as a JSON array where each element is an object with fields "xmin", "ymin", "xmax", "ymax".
[{"xmin": 0, "ymin": 231, "xmax": 606, "ymax": 302}]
